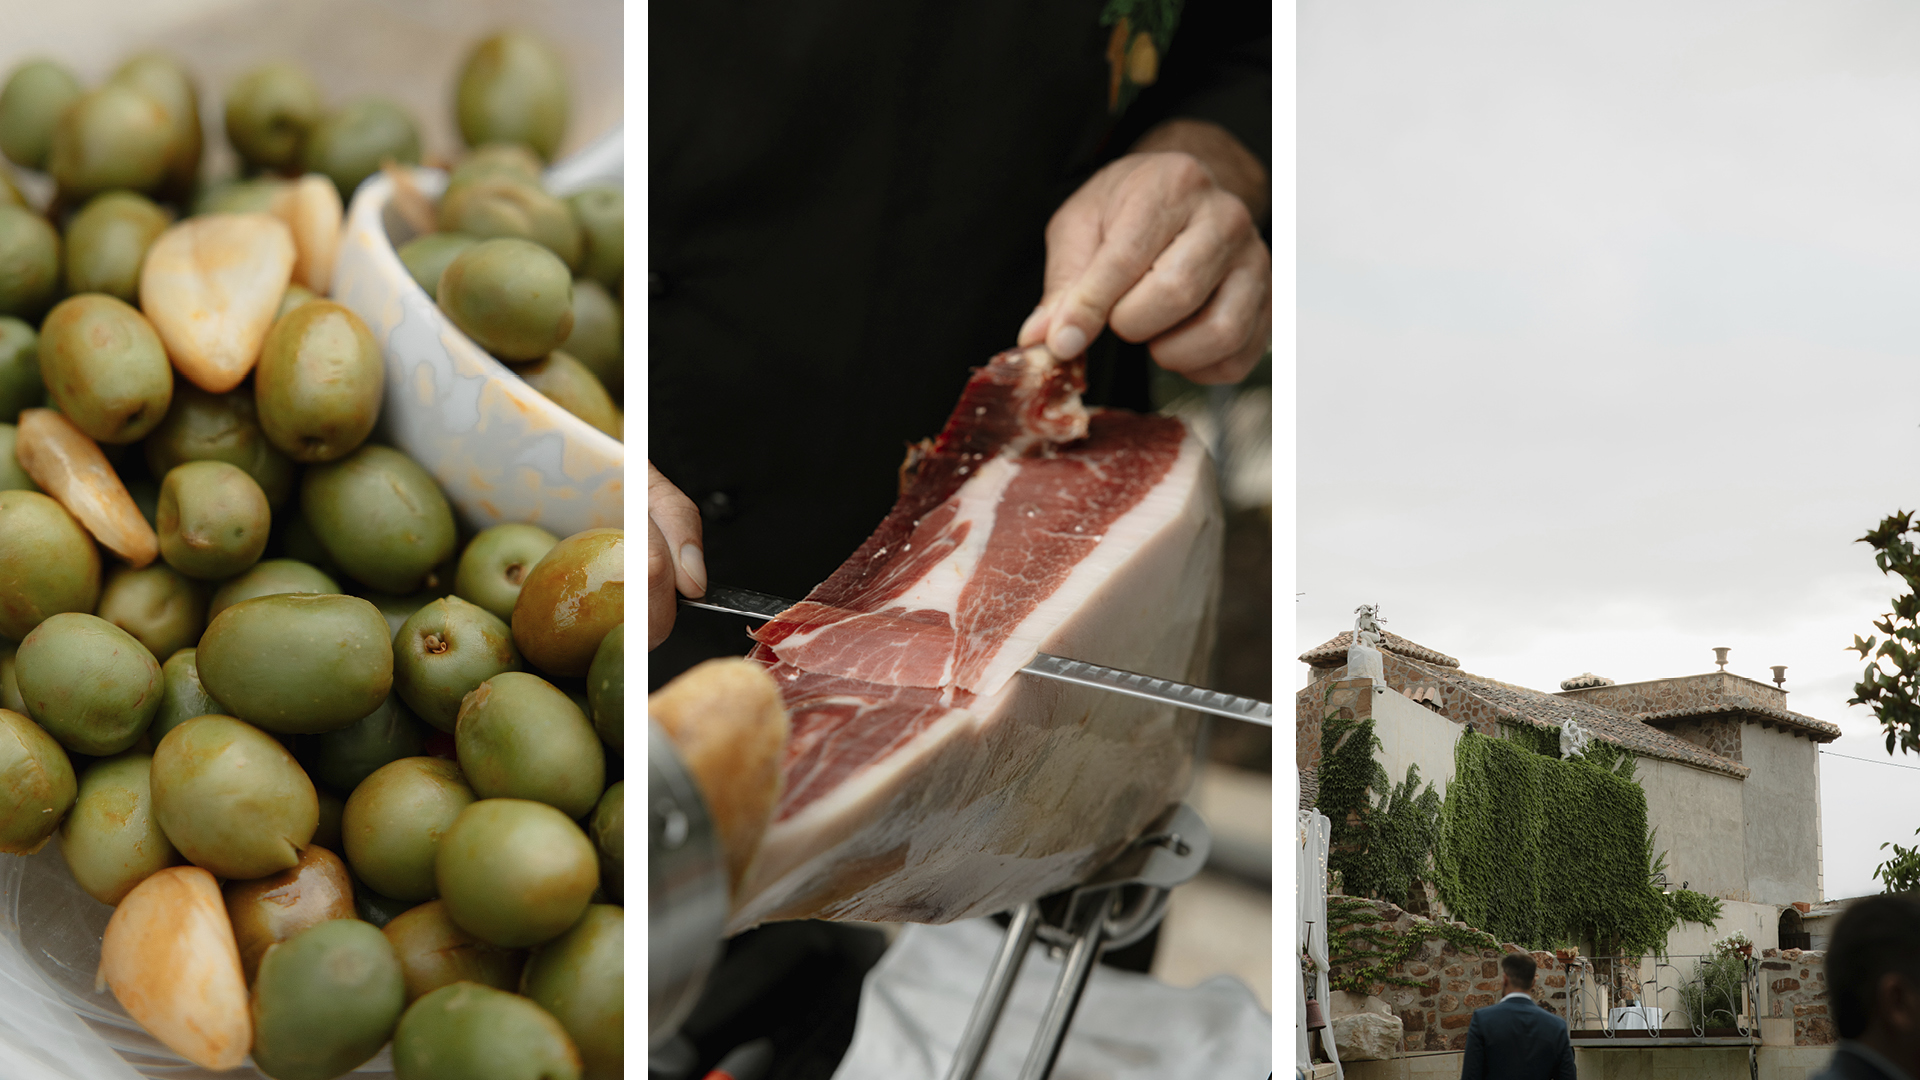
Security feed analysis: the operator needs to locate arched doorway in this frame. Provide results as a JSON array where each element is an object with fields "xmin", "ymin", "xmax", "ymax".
[{"xmin": 1778, "ymin": 906, "xmax": 1809, "ymax": 951}]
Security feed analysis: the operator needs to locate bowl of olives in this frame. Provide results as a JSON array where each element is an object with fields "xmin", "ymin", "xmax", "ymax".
[{"xmin": 0, "ymin": 24, "xmax": 626, "ymax": 1080}]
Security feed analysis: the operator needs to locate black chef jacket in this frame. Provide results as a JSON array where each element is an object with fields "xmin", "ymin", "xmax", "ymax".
[{"xmin": 649, "ymin": 0, "xmax": 1269, "ymax": 686}]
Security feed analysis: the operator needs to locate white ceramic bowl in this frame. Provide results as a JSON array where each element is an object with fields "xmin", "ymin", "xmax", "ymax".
[{"xmin": 330, "ymin": 128, "xmax": 625, "ymax": 538}]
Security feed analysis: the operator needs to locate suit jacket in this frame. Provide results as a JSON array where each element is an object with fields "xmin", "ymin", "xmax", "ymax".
[{"xmin": 1459, "ymin": 995, "xmax": 1576, "ymax": 1080}]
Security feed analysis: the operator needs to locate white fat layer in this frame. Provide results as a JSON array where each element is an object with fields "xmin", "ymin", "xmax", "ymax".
[
  {"xmin": 964, "ymin": 432, "xmax": 1207, "ymax": 695},
  {"xmin": 770, "ymin": 454, "xmax": 1021, "ymax": 688}
]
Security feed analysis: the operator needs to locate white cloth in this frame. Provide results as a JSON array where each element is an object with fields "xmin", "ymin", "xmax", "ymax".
[{"xmin": 832, "ymin": 918, "xmax": 1271, "ymax": 1080}]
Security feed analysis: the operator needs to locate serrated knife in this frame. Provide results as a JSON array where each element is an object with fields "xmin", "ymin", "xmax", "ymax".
[{"xmin": 678, "ymin": 584, "xmax": 1273, "ymax": 726}]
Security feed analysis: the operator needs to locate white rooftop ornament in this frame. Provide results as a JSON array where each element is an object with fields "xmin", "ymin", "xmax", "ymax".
[
  {"xmin": 1560, "ymin": 717, "xmax": 1592, "ymax": 759},
  {"xmin": 1348, "ymin": 604, "xmax": 1386, "ymax": 686}
]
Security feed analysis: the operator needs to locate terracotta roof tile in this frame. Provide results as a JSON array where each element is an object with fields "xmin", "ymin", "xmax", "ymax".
[
  {"xmin": 1301, "ymin": 631, "xmax": 1460, "ymax": 669},
  {"xmin": 1637, "ymin": 702, "xmax": 1841, "ymax": 743},
  {"xmin": 1398, "ymin": 657, "xmax": 1751, "ymax": 779}
]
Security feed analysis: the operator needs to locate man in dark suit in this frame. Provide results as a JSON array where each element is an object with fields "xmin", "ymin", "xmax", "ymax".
[
  {"xmin": 1813, "ymin": 893, "xmax": 1920, "ymax": 1080},
  {"xmin": 1459, "ymin": 953, "xmax": 1576, "ymax": 1080}
]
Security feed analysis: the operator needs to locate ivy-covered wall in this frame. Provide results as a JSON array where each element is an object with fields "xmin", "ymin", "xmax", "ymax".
[{"xmin": 1318, "ymin": 704, "xmax": 1723, "ymax": 958}]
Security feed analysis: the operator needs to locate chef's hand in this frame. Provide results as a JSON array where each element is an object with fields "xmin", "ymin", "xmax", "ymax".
[
  {"xmin": 648, "ymin": 462, "xmax": 706, "ymax": 650},
  {"xmin": 1017, "ymin": 118, "xmax": 1270, "ymax": 385}
]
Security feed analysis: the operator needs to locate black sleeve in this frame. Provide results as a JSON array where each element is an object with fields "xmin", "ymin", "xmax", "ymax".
[{"xmin": 1109, "ymin": 0, "xmax": 1272, "ymax": 168}]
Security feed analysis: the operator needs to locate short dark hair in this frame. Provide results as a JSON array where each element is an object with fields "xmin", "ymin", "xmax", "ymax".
[
  {"xmin": 1501, "ymin": 953, "xmax": 1536, "ymax": 990},
  {"xmin": 1829, "ymin": 894, "xmax": 1920, "ymax": 1039}
]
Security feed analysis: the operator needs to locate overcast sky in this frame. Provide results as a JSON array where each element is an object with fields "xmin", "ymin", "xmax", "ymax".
[{"xmin": 1298, "ymin": 0, "xmax": 1920, "ymax": 901}]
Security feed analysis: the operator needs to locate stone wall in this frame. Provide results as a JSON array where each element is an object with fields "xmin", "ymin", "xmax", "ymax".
[
  {"xmin": 1331, "ymin": 901, "xmax": 1837, "ymax": 1051},
  {"xmin": 1557, "ymin": 671, "xmax": 1788, "ymax": 716},
  {"xmin": 1329, "ymin": 898, "xmax": 1572, "ymax": 1053},
  {"xmin": 1760, "ymin": 948, "xmax": 1833, "ymax": 1046},
  {"xmin": 1662, "ymin": 715, "xmax": 1744, "ymax": 762}
]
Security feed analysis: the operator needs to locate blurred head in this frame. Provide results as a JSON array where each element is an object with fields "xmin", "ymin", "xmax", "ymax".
[
  {"xmin": 1828, "ymin": 893, "xmax": 1920, "ymax": 1058},
  {"xmin": 1501, "ymin": 953, "xmax": 1537, "ymax": 993}
]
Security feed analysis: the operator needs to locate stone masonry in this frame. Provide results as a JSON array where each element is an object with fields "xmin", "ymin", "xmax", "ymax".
[
  {"xmin": 1330, "ymin": 901, "xmax": 1839, "ymax": 1052},
  {"xmin": 1328, "ymin": 899, "xmax": 1572, "ymax": 1053},
  {"xmin": 1760, "ymin": 948, "xmax": 1834, "ymax": 1047}
]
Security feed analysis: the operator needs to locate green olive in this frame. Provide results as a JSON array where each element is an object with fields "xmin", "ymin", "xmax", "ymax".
[
  {"xmin": 455, "ymin": 32, "xmax": 570, "ymax": 162},
  {"xmin": 0, "ymin": 204, "xmax": 59, "ymax": 320},
  {"xmin": 300, "ymin": 694, "xmax": 428, "ymax": 792},
  {"xmin": 561, "ymin": 279, "xmax": 620, "ymax": 398},
  {"xmin": 224, "ymin": 843, "xmax": 356, "ymax": 985},
  {"xmin": 224, "ymin": 62, "xmax": 323, "ymax": 175},
  {"xmin": 0, "ymin": 315, "xmax": 41, "ymax": 422},
  {"xmin": 0, "ymin": 59, "xmax": 83, "ymax": 171},
  {"xmin": 255, "ymin": 300, "xmax": 384, "ymax": 463},
  {"xmin": 435, "ymin": 798, "xmax": 596, "ymax": 948},
  {"xmin": 150, "ymin": 714, "xmax": 317, "ymax": 880},
  {"xmin": 197, "ymin": 592, "xmax": 394, "ymax": 735},
  {"xmin": 95, "ymin": 562, "xmax": 205, "ymax": 661},
  {"xmin": 567, "ymin": 187, "xmax": 621, "ymax": 291},
  {"xmin": 206, "ymin": 558, "xmax": 339, "ymax": 622},
  {"xmin": 437, "ymin": 175, "xmax": 581, "ymax": 270},
  {"xmin": 195, "ymin": 177, "xmax": 283, "ymax": 216},
  {"xmin": 0, "ymin": 706, "xmax": 76, "ymax": 854},
  {"xmin": 13, "ymin": 611, "xmax": 160, "ymax": 756},
  {"xmin": 108, "ymin": 53, "xmax": 202, "ymax": 201},
  {"xmin": 587, "ymin": 782, "xmax": 620, "ymax": 902},
  {"xmin": 392, "ymin": 981, "xmax": 581, "ymax": 1080},
  {"xmin": 0, "ymin": 490, "xmax": 100, "ymax": 640},
  {"xmin": 586, "ymin": 625, "xmax": 622, "ymax": 751},
  {"xmin": 395, "ymin": 233, "xmax": 477, "ymax": 300},
  {"xmin": 454, "ymin": 672, "xmax": 603, "ymax": 818},
  {"xmin": 453, "ymin": 522, "xmax": 557, "ymax": 623},
  {"xmin": 303, "ymin": 98, "xmax": 421, "ymax": 202},
  {"xmin": 142, "ymin": 379, "xmax": 296, "ymax": 508},
  {"xmin": 448, "ymin": 144, "xmax": 544, "ymax": 188},
  {"xmin": 343, "ymin": 756, "xmax": 474, "ymax": 903},
  {"xmin": 300, "ymin": 444, "xmax": 457, "ymax": 594},
  {"xmin": 37, "ymin": 294, "xmax": 171, "ymax": 444},
  {"xmin": 151, "ymin": 646, "xmax": 226, "ymax": 745},
  {"xmin": 521, "ymin": 905, "xmax": 621, "ymax": 1080},
  {"xmin": 156, "ymin": 460, "xmax": 271, "ymax": 580},
  {"xmin": 383, "ymin": 899, "xmax": 525, "ymax": 1004},
  {"xmin": 437, "ymin": 238, "xmax": 573, "ymax": 362},
  {"xmin": 0, "ymin": 423, "xmax": 37, "ymax": 493},
  {"xmin": 47, "ymin": 82, "xmax": 175, "ymax": 201},
  {"xmin": 251, "ymin": 918, "xmax": 406, "ymax": 1080},
  {"xmin": 59, "ymin": 752, "xmax": 179, "ymax": 904},
  {"xmin": 511, "ymin": 529, "xmax": 622, "ymax": 678},
  {"xmin": 393, "ymin": 596, "xmax": 521, "ymax": 734},
  {"xmin": 275, "ymin": 282, "xmax": 316, "ymax": 321},
  {"xmin": 0, "ymin": 643, "xmax": 23, "ymax": 715},
  {"xmin": 63, "ymin": 190, "xmax": 170, "ymax": 303},
  {"xmin": 516, "ymin": 351, "xmax": 619, "ymax": 440}
]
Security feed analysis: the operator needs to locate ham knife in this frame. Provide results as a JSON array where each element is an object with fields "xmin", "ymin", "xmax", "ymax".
[{"xmin": 678, "ymin": 585, "xmax": 1274, "ymax": 726}]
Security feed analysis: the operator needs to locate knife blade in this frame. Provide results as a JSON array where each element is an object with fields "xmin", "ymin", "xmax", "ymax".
[{"xmin": 678, "ymin": 584, "xmax": 1273, "ymax": 726}]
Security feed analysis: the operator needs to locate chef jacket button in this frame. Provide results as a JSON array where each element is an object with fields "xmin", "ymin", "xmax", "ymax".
[{"xmin": 700, "ymin": 490, "xmax": 737, "ymax": 523}]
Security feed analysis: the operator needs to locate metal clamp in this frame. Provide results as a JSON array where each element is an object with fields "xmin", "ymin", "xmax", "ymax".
[{"xmin": 943, "ymin": 803, "xmax": 1212, "ymax": 1080}]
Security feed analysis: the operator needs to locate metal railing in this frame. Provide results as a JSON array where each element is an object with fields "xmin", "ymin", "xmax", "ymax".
[{"xmin": 1562, "ymin": 951, "xmax": 1764, "ymax": 1039}]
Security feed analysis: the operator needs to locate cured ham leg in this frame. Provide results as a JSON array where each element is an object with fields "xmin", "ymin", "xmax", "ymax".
[{"xmin": 727, "ymin": 346, "xmax": 1222, "ymax": 932}]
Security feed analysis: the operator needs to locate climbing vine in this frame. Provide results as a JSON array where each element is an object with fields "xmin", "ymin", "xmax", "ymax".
[
  {"xmin": 1319, "ymin": 715, "xmax": 1441, "ymax": 908},
  {"xmin": 1434, "ymin": 731, "xmax": 1714, "ymax": 956}
]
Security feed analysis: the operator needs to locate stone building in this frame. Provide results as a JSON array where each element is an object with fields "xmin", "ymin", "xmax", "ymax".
[{"xmin": 1296, "ymin": 625, "xmax": 1841, "ymax": 958}]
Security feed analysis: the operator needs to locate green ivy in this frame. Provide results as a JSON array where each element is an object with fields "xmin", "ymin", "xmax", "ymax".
[
  {"xmin": 1434, "ymin": 731, "xmax": 1710, "ymax": 956},
  {"xmin": 1670, "ymin": 889, "xmax": 1725, "ymax": 926},
  {"xmin": 1319, "ymin": 715, "xmax": 1441, "ymax": 908}
]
